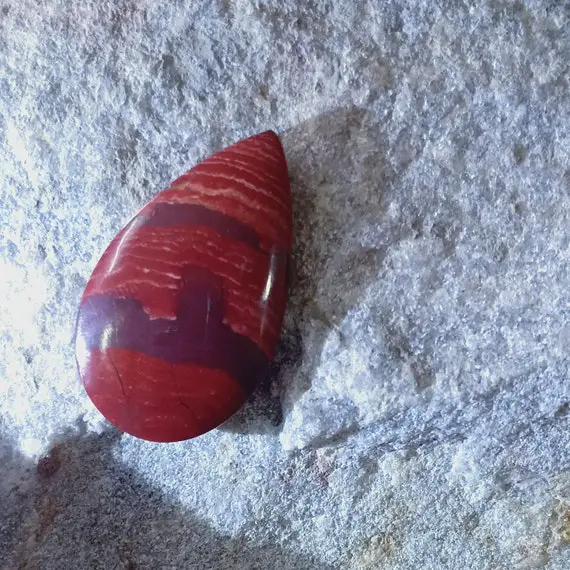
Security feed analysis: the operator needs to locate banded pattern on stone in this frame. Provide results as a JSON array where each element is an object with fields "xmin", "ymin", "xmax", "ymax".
[{"xmin": 76, "ymin": 131, "xmax": 291, "ymax": 442}]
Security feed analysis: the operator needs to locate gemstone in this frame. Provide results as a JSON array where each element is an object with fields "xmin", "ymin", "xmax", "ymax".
[{"xmin": 76, "ymin": 131, "xmax": 292, "ymax": 442}]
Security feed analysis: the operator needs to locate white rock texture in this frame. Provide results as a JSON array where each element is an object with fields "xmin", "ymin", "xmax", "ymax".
[{"xmin": 2, "ymin": 1, "xmax": 570, "ymax": 568}]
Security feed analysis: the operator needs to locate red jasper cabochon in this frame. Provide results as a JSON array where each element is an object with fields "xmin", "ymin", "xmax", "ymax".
[{"xmin": 76, "ymin": 131, "xmax": 292, "ymax": 442}]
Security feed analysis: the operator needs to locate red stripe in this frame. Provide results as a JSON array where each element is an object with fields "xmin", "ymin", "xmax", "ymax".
[
  {"xmin": 182, "ymin": 164, "xmax": 290, "ymax": 211},
  {"xmin": 205, "ymin": 156, "xmax": 287, "ymax": 190},
  {"xmin": 84, "ymin": 348, "xmax": 245, "ymax": 441}
]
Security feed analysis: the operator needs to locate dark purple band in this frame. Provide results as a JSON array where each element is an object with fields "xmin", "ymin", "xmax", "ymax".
[
  {"xmin": 78, "ymin": 265, "xmax": 267, "ymax": 394},
  {"xmin": 142, "ymin": 203, "xmax": 261, "ymax": 250}
]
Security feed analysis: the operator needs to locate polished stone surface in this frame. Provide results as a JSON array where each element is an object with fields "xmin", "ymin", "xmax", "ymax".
[{"xmin": 76, "ymin": 132, "xmax": 291, "ymax": 441}]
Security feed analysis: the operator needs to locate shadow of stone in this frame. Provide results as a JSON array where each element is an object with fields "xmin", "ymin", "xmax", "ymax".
[
  {"xmin": 220, "ymin": 328, "xmax": 301, "ymax": 435},
  {"xmin": 1, "ymin": 433, "xmax": 35, "ymax": 570},
  {"xmin": 224, "ymin": 106, "xmax": 390, "ymax": 435},
  {"xmin": 1, "ymin": 427, "xmax": 336, "ymax": 570}
]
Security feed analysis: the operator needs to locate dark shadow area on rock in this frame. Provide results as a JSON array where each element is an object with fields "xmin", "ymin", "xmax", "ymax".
[
  {"xmin": 1, "ymin": 426, "xmax": 336, "ymax": 570},
  {"xmin": 219, "ymin": 328, "xmax": 302, "ymax": 435},
  {"xmin": 223, "ymin": 106, "xmax": 390, "ymax": 436},
  {"xmin": 0, "ymin": 431, "xmax": 35, "ymax": 570}
]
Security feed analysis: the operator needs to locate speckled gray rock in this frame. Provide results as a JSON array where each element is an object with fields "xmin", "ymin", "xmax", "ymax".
[{"xmin": 2, "ymin": 1, "xmax": 570, "ymax": 569}]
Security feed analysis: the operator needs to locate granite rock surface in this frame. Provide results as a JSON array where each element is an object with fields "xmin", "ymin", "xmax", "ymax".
[{"xmin": 2, "ymin": 1, "xmax": 570, "ymax": 568}]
